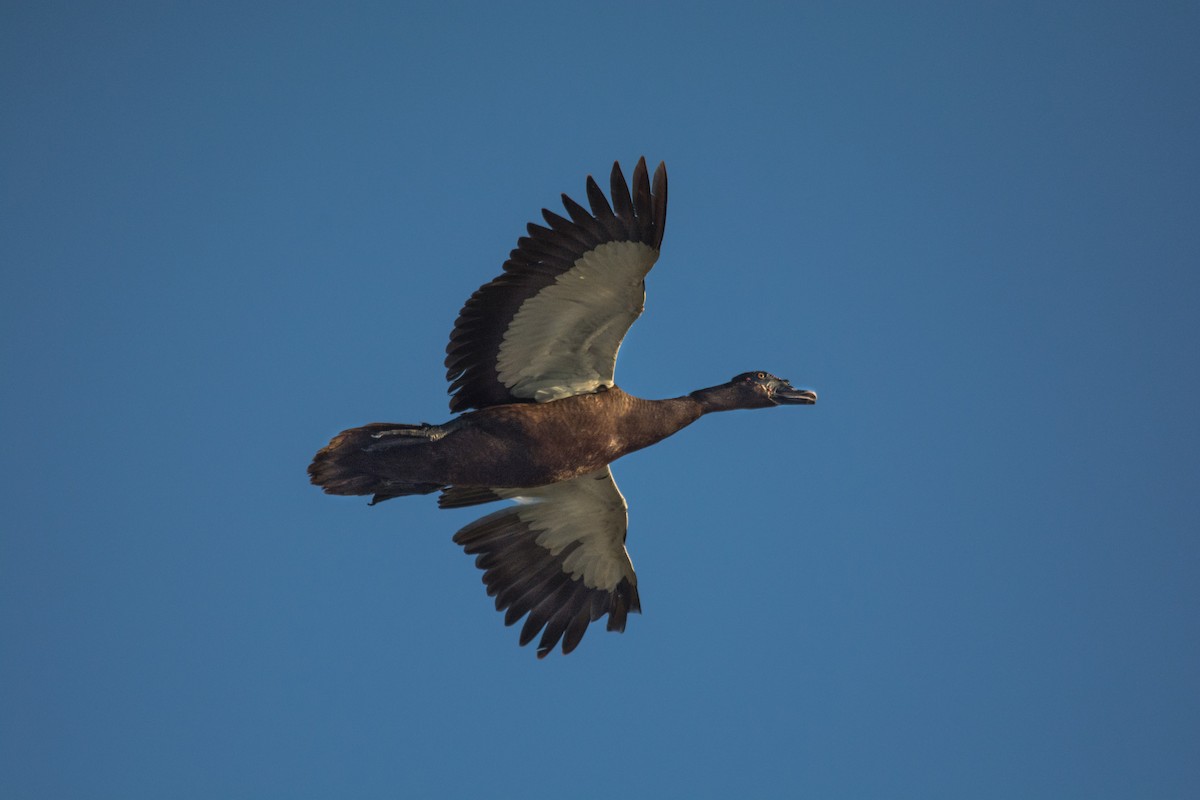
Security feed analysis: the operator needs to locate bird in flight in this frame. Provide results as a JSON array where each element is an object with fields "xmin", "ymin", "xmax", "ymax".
[{"xmin": 309, "ymin": 158, "xmax": 817, "ymax": 657}]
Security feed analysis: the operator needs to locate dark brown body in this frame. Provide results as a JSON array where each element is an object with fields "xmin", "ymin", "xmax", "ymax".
[
  {"xmin": 432, "ymin": 388, "xmax": 702, "ymax": 486},
  {"xmin": 310, "ymin": 388, "xmax": 705, "ymax": 499}
]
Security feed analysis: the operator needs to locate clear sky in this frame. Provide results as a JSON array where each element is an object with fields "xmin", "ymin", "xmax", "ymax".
[{"xmin": 3, "ymin": 2, "xmax": 1198, "ymax": 797}]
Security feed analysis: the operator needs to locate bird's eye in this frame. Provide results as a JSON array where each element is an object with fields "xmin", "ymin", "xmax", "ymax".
[{"xmin": 756, "ymin": 372, "xmax": 765, "ymax": 379}]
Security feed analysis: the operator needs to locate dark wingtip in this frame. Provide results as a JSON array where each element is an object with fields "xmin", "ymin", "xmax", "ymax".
[{"xmin": 651, "ymin": 160, "xmax": 667, "ymax": 249}]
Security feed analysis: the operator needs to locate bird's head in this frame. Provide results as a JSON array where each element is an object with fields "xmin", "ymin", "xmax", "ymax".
[{"xmin": 692, "ymin": 371, "xmax": 818, "ymax": 412}]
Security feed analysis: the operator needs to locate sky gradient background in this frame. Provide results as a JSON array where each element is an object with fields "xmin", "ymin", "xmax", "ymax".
[{"xmin": 3, "ymin": 2, "xmax": 1198, "ymax": 797}]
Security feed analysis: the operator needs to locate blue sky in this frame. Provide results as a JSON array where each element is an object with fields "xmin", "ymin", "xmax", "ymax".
[{"xmin": 3, "ymin": 2, "xmax": 1198, "ymax": 797}]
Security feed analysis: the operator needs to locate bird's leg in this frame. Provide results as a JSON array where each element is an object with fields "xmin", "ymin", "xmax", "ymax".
[{"xmin": 365, "ymin": 423, "xmax": 447, "ymax": 449}]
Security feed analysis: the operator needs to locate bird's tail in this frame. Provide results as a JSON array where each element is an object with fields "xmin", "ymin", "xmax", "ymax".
[{"xmin": 308, "ymin": 422, "xmax": 444, "ymax": 505}]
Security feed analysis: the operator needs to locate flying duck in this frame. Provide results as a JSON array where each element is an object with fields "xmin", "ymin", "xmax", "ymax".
[{"xmin": 309, "ymin": 158, "xmax": 817, "ymax": 657}]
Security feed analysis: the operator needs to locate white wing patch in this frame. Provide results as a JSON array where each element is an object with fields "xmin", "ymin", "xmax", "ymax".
[
  {"xmin": 495, "ymin": 240, "xmax": 658, "ymax": 402},
  {"xmin": 492, "ymin": 467, "xmax": 634, "ymax": 590}
]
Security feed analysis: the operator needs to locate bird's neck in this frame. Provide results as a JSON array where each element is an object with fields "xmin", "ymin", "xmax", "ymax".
[
  {"xmin": 616, "ymin": 386, "xmax": 744, "ymax": 446},
  {"xmin": 609, "ymin": 393, "xmax": 706, "ymax": 454},
  {"xmin": 687, "ymin": 383, "xmax": 746, "ymax": 414}
]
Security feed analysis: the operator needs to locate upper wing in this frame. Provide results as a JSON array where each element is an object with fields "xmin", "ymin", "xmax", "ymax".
[
  {"xmin": 444, "ymin": 158, "xmax": 668, "ymax": 412},
  {"xmin": 443, "ymin": 467, "xmax": 641, "ymax": 657}
]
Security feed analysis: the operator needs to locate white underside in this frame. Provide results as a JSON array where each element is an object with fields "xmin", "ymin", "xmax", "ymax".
[
  {"xmin": 495, "ymin": 240, "xmax": 658, "ymax": 402},
  {"xmin": 493, "ymin": 467, "xmax": 634, "ymax": 590}
]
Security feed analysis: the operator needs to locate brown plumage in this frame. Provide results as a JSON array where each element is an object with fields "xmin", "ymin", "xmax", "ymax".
[{"xmin": 309, "ymin": 159, "xmax": 817, "ymax": 657}]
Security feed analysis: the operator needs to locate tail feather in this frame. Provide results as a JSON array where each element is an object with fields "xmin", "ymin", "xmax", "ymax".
[{"xmin": 308, "ymin": 423, "xmax": 444, "ymax": 505}]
